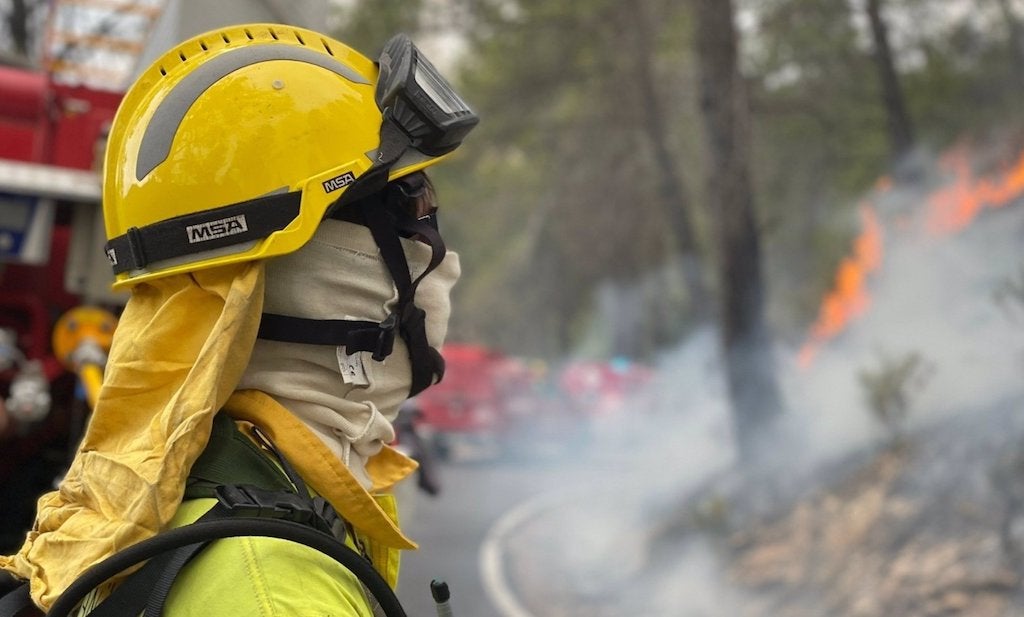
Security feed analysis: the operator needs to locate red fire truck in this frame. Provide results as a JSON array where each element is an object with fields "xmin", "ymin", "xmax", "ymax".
[
  {"xmin": 0, "ymin": 55, "xmax": 126, "ymax": 552},
  {"xmin": 408, "ymin": 344, "xmax": 518, "ymax": 460},
  {"xmin": 410, "ymin": 343, "xmax": 598, "ymax": 461}
]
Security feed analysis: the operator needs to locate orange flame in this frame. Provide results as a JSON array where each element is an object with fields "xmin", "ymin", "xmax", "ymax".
[
  {"xmin": 926, "ymin": 145, "xmax": 1024, "ymax": 234},
  {"xmin": 798, "ymin": 205, "xmax": 884, "ymax": 368},
  {"xmin": 799, "ymin": 142, "xmax": 1024, "ymax": 368}
]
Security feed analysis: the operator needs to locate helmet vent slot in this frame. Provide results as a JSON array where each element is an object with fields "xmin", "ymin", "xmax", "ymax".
[
  {"xmin": 244, "ymin": 28, "xmax": 254, "ymax": 40},
  {"xmin": 293, "ymin": 30, "xmax": 306, "ymax": 45},
  {"xmin": 321, "ymin": 39, "xmax": 334, "ymax": 56},
  {"xmin": 221, "ymin": 32, "xmax": 231, "ymax": 44},
  {"xmin": 268, "ymin": 28, "xmax": 279, "ymax": 40},
  {"xmin": 199, "ymin": 40, "xmax": 208, "ymax": 51},
  {"xmin": 178, "ymin": 51, "xmax": 186, "ymax": 62},
  {"xmin": 158, "ymin": 66, "xmax": 167, "ymax": 76}
]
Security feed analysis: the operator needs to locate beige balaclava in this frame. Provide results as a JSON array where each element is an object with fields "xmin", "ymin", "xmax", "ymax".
[{"xmin": 238, "ymin": 218, "xmax": 460, "ymax": 487}]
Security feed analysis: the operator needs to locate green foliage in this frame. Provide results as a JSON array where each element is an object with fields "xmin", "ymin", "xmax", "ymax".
[
  {"xmin": 744, "ymin": 0, "xmax": 892, "ymax": 339},
  {"xmin": 689, "ymin": 492, "xmax": 732, "ymax": 535},
  {"xmin": 330, "ymin": 0, "xmax": 425, "ymax": 55},
  {"xmin": 416, "ymin": 0, "xmax": 706, "ymax": 357},
  {"xmin": 857, "ymin": 350, "xmax": 933, "ymax": 443},
  {"xmin": 748, "ymin": 0, "xmax": 1024, "ymax": 340},
  {"xmin": 331, "ymin": 0, "xmax": 1024, "ymax": 359},
  {"xmin": 993, "ymin": 263, "xmax": 1024, "ymax": 323}
]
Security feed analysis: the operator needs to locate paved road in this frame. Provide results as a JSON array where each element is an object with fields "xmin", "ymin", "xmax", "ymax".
[
  {"xmin": 392, "ymin": 409, "xmax": 731, "ymax": 616},
  {"xmin": 394, "ymin": 457, "xmax": 597, "ymax": 617}
]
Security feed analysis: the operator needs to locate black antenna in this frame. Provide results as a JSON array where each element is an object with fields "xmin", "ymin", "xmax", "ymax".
[{"xmin": 430, "ymin": 579, "xmax": 453, "ymax": 617}]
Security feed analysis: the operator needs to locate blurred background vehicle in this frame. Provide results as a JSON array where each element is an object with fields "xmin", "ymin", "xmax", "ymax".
[
  {"xmin": 412, "ymin": 343, "xmax": 516, "ymax": 462},
  {"xmin": 411, "ymin": 343, "xmax": 652, "ymax": 462}
]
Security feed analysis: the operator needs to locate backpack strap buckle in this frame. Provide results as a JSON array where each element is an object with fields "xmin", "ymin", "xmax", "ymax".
[
  {"xmin": 373, "ymin": 312, "xmax": 398, "ymax": 361},
  {"xmin": 214, "ymin": 484, "xmax": 344, "ymax": 539}
]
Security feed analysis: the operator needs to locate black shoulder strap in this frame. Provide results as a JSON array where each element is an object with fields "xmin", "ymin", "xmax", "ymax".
[
  {"xmin": 82, "ymin": 484, "xmax": 352, "ymax": 617},
  {"xmin": 40, "ymin": 416, "xmax": 405, "ymax": 617},
  {"xmin": 46, "ymin": 513, "xmax": 407, "ymax": 617},
  {"xmin": 0, "ymin": 583, "xmax": 40, "ymax": 617}
]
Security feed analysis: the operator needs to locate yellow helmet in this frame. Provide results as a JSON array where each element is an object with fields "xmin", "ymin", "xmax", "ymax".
[{"xmin": 103, "ymin": 24, "xmax": 476, "ymax": 289}]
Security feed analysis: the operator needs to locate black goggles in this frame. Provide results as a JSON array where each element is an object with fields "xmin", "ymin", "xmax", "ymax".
[{"xmin": 375, "ymin": 34, "xmax": 479, "ymax": 157}]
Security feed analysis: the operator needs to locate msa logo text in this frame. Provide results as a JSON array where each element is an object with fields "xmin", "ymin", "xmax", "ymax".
[
  {"xmin": 186, "ymin": 215, "xmax": 249, "ymax": 244},
  {"xmin": 322, "ymin": 171, "xmax": 356, "ymax": 193}
]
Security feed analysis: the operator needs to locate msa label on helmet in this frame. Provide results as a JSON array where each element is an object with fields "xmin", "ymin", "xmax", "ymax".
[
  {"xmin": 106, "ymin": 247, "xmax": 118, "ymax": 266},
  {"xmin": 322, "ymin": 171, "xmax": 357, "ymax": 193},
  {"xmin": 186, "ymin": 215, "xmax": 249, "ymax": 244}
]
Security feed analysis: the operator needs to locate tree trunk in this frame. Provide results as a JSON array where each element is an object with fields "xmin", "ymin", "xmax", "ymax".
[
  {"xmin": 7, "ymin": 0, "xmax": 31, "ymax": 57},
  {"xmin": 995, "ymin": 0, "xmax": 1024, "ymax": 92},
  {"xmin": 692, "ymin": 0, "xmax": 783, "ymax": 462},
  {"xmin": 865, "ymin": 0, "xmax": 915, "ymax": 166},
  {"xmin": 624, "ymin": 1, "xmax": 712, "ymax": 322}
]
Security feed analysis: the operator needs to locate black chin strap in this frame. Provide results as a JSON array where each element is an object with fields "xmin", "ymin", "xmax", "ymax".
[
  {"xmin": 257, "ymin": 176, "xmax": 448, "ymax": 397},
  {"xmin": 359, "ymin": 188, "xmax": 447, "ymax": 397}
]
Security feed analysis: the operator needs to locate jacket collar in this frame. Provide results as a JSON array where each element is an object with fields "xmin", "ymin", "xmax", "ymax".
[{"xmin": 224, "ymin": 389, "xmax": 418, "ymax": 550}]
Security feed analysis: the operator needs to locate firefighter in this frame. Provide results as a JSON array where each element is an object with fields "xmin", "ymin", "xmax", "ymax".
[{"xmin": 0, "ymin": 23, "xmax": 475, "ymax": 616}]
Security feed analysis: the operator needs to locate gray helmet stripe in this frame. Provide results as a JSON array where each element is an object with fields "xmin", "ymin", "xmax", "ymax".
[{"xmin": 137, "ymin": 44, "xmax": 372, "ymax": 180}]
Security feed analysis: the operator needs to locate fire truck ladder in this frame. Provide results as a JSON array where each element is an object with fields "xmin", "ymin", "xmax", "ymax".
[{"xmin": 42, "ymin": 0, "xmax": 168, "ymax": 91}]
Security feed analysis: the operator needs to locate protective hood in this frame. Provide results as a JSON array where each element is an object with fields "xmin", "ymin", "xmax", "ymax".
[{"xmin": 0, "ymin": 262, "xmax": 264, "ymax": 609}]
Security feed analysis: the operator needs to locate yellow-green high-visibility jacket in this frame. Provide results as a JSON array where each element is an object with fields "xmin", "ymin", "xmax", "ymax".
[{"xmin": 74, "ymin": 390, "xmax": 419, "ymax": 617}]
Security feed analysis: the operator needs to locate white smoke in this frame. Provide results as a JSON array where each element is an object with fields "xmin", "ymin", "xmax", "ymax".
[
  {"xmin": 506, "ymin": 149, "xmax": 1024, "ymax": 615},
  {"xmin": 783, "ymin": 175, "xmax": 1024, "ymax": 460}
]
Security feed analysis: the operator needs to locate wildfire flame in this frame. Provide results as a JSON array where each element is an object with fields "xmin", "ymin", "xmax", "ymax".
[
  {"xmin": 926, "ymin": 145, "xmax": 1024, "ymax": 234},
  {"xmin": 798, "ymin": 204, "xmax": 884, "ymax": 368},
  {"xmin": 799, "ymin": 142, "xmax": 1024, "ymax": 368}
]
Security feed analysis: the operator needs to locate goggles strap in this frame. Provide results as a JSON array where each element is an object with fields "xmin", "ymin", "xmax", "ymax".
[{"xmin": 376, "ymin": 114, "xmax": 412, "ymax": 166}]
